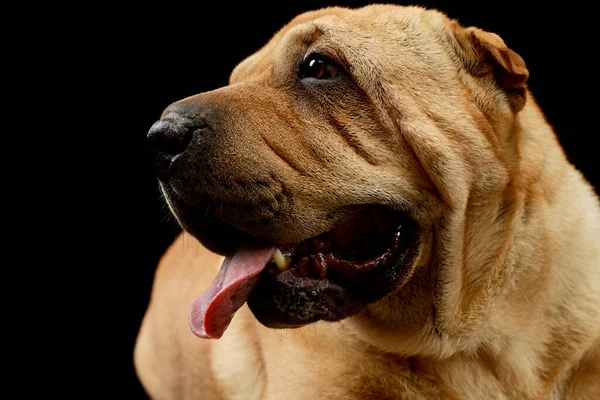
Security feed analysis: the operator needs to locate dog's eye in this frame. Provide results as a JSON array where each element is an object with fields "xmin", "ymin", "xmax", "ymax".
[{"xmin": 299, "ymin": 54, "xmax": 341, "ymax": 80}]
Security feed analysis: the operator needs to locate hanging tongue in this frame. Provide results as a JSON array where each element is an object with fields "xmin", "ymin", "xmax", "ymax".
[{"xmin": 189, "ymin": 244, "xmax": 276, "ymax": 339}]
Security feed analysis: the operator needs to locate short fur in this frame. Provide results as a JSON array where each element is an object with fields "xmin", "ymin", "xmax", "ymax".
[{"xmin": 135, "ymin": 5, "xmax": 600, "ymax": 399}]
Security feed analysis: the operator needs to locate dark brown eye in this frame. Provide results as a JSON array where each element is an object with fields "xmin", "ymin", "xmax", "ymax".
[{"xmin": 299, "ymin": 54, "xmax": 341, "ymax": 80}]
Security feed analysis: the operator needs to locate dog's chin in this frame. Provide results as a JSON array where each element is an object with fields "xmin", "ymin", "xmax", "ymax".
[{"xmin": 165, "ymin": 190, "xmax": 421, "ymax": 329}]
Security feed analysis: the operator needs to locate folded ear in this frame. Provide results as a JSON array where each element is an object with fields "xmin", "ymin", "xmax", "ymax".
[{"xmin": 450, "ymin": 22, "xmax": 529, "ymax": 112}]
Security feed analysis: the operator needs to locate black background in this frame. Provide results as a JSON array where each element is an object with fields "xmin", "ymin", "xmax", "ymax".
[{"xmin": 83, "ymin": 1, "xmax": 597, "ymax": 398}]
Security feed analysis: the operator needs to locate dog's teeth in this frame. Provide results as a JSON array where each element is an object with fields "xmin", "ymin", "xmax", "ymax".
[{"xmin": 273, "ymin": 248, "xmax": 291, "ymax": 271}]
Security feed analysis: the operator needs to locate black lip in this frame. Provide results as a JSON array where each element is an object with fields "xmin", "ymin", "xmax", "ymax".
[
  {"xmin": 248, "ymin": 274, "xmax": 363, "ymax": 328},
  {"xmin": 248, "ymin": 217, "xmax": 420, "ymax": 328}
]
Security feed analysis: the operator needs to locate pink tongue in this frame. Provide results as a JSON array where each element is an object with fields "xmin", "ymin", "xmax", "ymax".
[{"xmin": 189, "ymin": 244, "xmax": 276, "ymax": 339}]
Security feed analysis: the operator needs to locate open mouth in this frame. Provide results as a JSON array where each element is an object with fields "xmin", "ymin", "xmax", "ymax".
[
  {"xmin": 185, "ymin": 205, "xmax": 419, "ymax": 339},
  {"xmin": 264, "ymin": 208, "xmax": 406, "ymax": 281}
]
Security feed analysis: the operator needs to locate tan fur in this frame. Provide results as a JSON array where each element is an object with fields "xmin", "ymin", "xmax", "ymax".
[{"xmin": 135, "ymin": 5, "xmax": 600, "ymax": 399}]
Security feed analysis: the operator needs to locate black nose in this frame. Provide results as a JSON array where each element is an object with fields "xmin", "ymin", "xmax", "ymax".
[{"xmin": 147, "ymin": 111, "xmax": 197, "ymax": 178}]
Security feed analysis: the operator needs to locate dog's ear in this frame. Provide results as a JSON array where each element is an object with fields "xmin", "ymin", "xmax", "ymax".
[{"xmin": 450, "ymin": 22, "xmax": 529, "ymax": 112}]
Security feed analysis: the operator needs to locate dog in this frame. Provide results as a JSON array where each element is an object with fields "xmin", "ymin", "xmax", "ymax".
[{"xmin": 135, "ymin": 4, "xmax": 600, "ymax": 399}]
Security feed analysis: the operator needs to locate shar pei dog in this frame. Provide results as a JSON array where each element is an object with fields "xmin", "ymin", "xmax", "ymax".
[{"xmin": 135, "ymin": 4, "xmax": 600, "ymax": 399}]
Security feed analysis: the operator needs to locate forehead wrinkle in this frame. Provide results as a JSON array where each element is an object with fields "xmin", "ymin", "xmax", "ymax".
[
  {"xmin": 229, "ymin": 9, "xmax": 350, "ymax": 84},
  {"xmin": 276, "ymin": 23, "xmax": 321, "ymax": 63},
  {"xmin": 230, "ymin": 24, "xmax": 323, "ymax": 85}
]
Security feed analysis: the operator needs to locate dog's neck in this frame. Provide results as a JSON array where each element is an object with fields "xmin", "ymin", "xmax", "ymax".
[{"xmin": 343, "ymin": 99, "xmax": 600, "ymax": 396}]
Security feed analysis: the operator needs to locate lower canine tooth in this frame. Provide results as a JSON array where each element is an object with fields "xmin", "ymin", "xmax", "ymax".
[{"xmin": 273, "ymin": 248, "xmax": 291, "ymax": 271}]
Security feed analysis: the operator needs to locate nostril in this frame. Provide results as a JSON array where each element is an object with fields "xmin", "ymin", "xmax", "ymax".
[{"xmin": 147, "ymin": 117, "xmax": 195, "ymax": 157}]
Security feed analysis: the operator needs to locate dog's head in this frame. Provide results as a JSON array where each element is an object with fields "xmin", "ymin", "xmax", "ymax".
[{"xmin": 147, "ymin": 5, "xmax": 529, "ymax": 344}]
